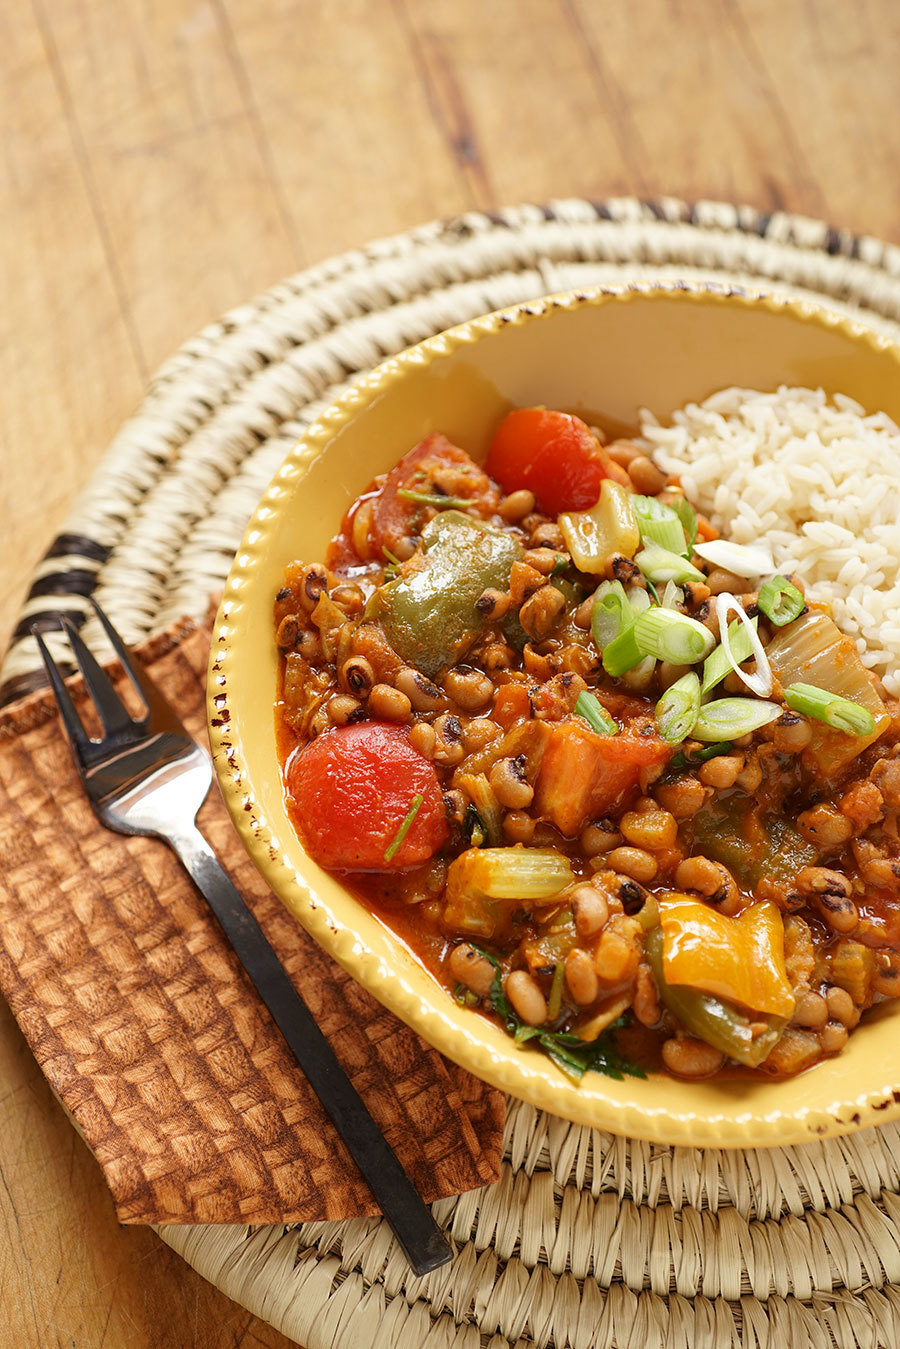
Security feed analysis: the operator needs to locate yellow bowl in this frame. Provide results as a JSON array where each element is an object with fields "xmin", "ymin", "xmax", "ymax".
[{"xmin": 209, "ymin": 282, "xmax": 900, "ymax": 1148}]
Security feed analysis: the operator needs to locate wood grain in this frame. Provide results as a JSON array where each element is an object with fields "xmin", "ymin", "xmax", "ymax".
[{"xmin": 3, "ymin": 0, "xmax": 900, "ymax": 1343}]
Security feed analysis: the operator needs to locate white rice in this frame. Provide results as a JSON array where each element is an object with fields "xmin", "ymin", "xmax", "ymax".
[{"xmin": 640, "ymin": 386, "xmax": 900, "ymax": 697}]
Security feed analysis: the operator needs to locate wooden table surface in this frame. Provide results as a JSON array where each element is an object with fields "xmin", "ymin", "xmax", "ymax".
[{"xmin": 4, "ymin": 2, "xmax": 900, "ymax": 1344}]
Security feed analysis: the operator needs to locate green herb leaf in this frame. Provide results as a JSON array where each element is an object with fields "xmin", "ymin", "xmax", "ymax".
[
  {"xmin": 383, "ymin": 793, "xmax": 424, "ymax": 862},
  {"xmin": 396, "ymin": 489, "xmax": 470, "ymax": 509}
]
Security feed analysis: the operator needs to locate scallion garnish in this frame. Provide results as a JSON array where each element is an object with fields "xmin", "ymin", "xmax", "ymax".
[
  {"xmin": 590, "ymin": 580, "xmax": 632, "ymax": 650},
  {"xmin": 655, "ymin": 672, "xmax": 702, "ymax": 743},
  {"xmin": 715, "ymin": 593, "xmax": 773, "ymax": 697},
  {"xmin": 396, "ymin": 489, "xmax": 470, "ymax": 508},
  {"xmin": 693, "ymin": 539, "xmax": 775, "ymax": 578},
  {"xmin": 575, "ymin": 690, "xmax": 618, "ymax": 735},
  {"xmin": 635, "ymin": 544, "xmax": 705, "ymax": 585},
  {"xmin": 631, "ymin": 495, "xmax": 688, "ymax": 555},
  {"xmin": 758, "ymin": 575, "xmax": 805, "ymax": 627},
  {"xmin": 661, "ymin": 580, "xmax": 683, "ymax": 609},
  {"xmin": 383, "ymin": 793, "xmax": 424, "ymax": 862},
  {"xmin": 546, "ymin": 961, "xmax": 566, "ymax": 1022},
  {"xmin": 702, "ymin": 616, "xmax": 758, "ymax": 694},
  {"xmin": 672, "ymin": 497, "xmax": 698, "ymax": 553},
  {"xmin": 601, "ymin": 625, "xmax": 645, "ymax": 677},
  {"xmin": 692, "ymin": 697, "xmax": 781, "ymax": 742},
  {"xmin": 783, "ymin": 683, "xmax": 876, "ymax": 737},
  {"xmin": 632, "ymin": 607, "xmax": 716, "ymax": 665}
]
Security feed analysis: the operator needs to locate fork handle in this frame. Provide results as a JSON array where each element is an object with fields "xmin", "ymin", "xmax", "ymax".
[{"xmin": 166, "ymin": 823, "xmax": 452, "ymax": 1277}]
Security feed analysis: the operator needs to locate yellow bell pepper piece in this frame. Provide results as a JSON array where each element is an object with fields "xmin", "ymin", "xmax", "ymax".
[
  {"xmin": 659, "ymin": 893, "xmax": 795, "ymax": 1018},
  {"xmin": 559, "ymin": 480, "xmax": 640, "ymax": 574}
]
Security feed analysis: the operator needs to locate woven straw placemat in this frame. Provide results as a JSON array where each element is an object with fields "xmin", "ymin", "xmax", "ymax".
[{"xmin": 8, "ymin": 197, "xmax": 900, "ymax": 1346}]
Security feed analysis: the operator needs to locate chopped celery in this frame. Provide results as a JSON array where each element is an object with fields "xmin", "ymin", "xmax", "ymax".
[{"xmin": 575, "ymin": 690, "xmax": 617, "ymax": 735}]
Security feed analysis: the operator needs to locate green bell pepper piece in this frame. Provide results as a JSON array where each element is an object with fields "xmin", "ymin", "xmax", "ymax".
[
  {"xmin": 689, "ymin": 799, "xmax": 818, "ymax": 889},
  {"xmin": 645, "ymin": 926, "xmax": 786, "ymax": 1068},
  {"xmin": 377, "ymin": 510, "xmax": 523, "ymax": 678}
]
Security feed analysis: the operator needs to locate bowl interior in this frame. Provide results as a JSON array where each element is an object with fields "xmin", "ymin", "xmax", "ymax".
[{"xmin": 211, "ymin": 285, "xmax": 900, "ymax": 1146}]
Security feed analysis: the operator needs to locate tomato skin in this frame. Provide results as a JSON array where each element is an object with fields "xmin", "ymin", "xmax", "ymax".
[
  {"xmin": 486, "ymin": 409, "xmax": 625, "ymax": 516},
  {"xmin": 286, "ymin": 723, "xmax": 448, "ymax": 872},
  {"xmin": 369, "ymin": 433, "xmax": 496, "ymax": 555}
]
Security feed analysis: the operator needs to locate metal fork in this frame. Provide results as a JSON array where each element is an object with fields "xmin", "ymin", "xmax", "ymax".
[{"xmin": 33, "ymin": 598, "xmax": 452, "ymax": 1276}]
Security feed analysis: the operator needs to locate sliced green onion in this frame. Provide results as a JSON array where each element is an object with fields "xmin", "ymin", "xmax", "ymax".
[
  {"xmin": 396, "ymin": 489, "xmax": 470, "ymax": 508},
  {"xmin": 672, "ymin": 497, "xmax": 698, "ymax": 554},
  {"xmin": 383, "ymin": 793, "xmax": 424, "ymax": 862},
  {"xmin": 633, "ymin": 608, "xmax": 716, "ymax": 665},
  {"xmin": 631, "ymin": 494, "xmax": 687, "ymax": 555},
  {"xmin": 655, "ymin": 672, "xmax": 702, "ymax": 743},
  {"xmin": 601, "ymin": 625, "xmax": 645, "ymax": 677},
  {"xmin": 758, "ymin": 575, "xmax": 805, "ymax": 627},
  {"xmin": 783, "ymin": 683, "xmax": 876, "ymax": 737},
  {"xmin": 715, "ymin": 593, "xmax": 773, "ymax": 697},
  {"xmin": 635, "ymin": 544, "xmax": 705, "ymax": 584},
  {"xmin": 575, "ymin": 690, "xmax": 618, "ymax": 735},
  {"xmin": 692, "ymin": 698, "xmax": 781, "ymax": 742},
  {"xmin": 702, "ymin": 616, "xmax": 759, "ymax": 694},
  {"xmin": 669, "ymin": 740, "xmax": 734, "ymax": 770},
  {"xmin": 693, "ymin": 539, "xmax": 775, "ymax": 578},
  {"xmin": 590, "ymin": 580, "xmax": 632, "ymax": 650},
  {"xmin": 662, "ymin": 581, "xmax": 683, "ymax": 609}
]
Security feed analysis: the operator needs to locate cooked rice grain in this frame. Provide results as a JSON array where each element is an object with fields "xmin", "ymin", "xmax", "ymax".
[{"xmin": 641, "ymin": 387, "xmax": 900, "ymax": 696}]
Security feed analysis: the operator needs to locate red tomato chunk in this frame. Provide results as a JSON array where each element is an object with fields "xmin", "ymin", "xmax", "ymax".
[
  {"xmin": 286, "ymin": 722, "xmax": 448, "ymax": 871},
  {"xmin": 486, "ymin": 408, "xmax": 626, "ymax": 516}
]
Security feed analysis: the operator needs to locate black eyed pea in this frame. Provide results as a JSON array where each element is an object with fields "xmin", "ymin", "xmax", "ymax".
[
  {"xmin": 502, "ymin": 810, "xmax": 536, "ymax": 844},
  {"xmin": 498, "ymin": 488, "xmax": 535, "ymax": 523},
  {"xmin": 443, "ymin": 790, "xmax": 467, "ymax": 825},
  {"xmin": 874, "ymin": 952, "xmax": 900, "ymax": 998},
  {"xmin": 580, "ymin": 819, "xmax": 623, "ymax": 856},
  {"xmin": 825, "ymin": 985, "xmax": 860, "ymax": 1028},
  {"xmin": 463, "ymin": 717, "xmax": 502, "ymax": 754},
  {"xmin": 489, "ymin": 755, "xmax": 534, "ymax": 810},
  {"xmin": 474, "ymin": 588, "xmax": 511, "ymax": 622},
  {"xmin": 674, "ymin": 855, "xmax": 740, "ymax": 915},
  {"xmin": 330, "ymin": 582, "xmax": 365, "ymax": 616},
  {"xmin": 772, "ymin": 711, "xmax": 813, "ymax": 754},
  {"xmin": 661, "ymin": 1036, "xmax": 726, "ymax": 1078},
  {"xmin": 571, "ymin": 883, "xmax": 609, "ymax": 938},
  {"xmin": 627, "ymin": 454, "xmax": 668, "ymax": 495},
  {"xmin": 819, "ymin": 1022, "xmax": 849, "ymax": 1055},
  {"xmin": 791, "ymin": 988, "xmax": 828, "ymax": 1029},
  {"xmin": 367, "ymin": 683, "xmax": 412, "ymax": 722},
  {"xmin": 795, "ymin": 867, "xmax": 858, "ymax": 933},
  {"xmin": 327, "ymin": 694, "xmax": 361, "ymax": 725},
  {"xmin": 505, "ymin": 970, "xmax": 548, "ymax": 1026},
  {"xmin": 619, "ymin": 807, "xmax": 678, "ymax": 851},
  {"xmin": 633, "ymin": 964, "xmax": 662, "ymax": 1028},
  {"xmin": 443, "ymin": 666, "xmax": 495, "ymax": 712},
  {"xmin": 432, "ymin": 713, "xmax": 465, "ymax": 765},
  {"xmin": 341, "ymin": 655, "xmax": 375, "ymax": 698},
  {"xmin": 519, "ymin": 585, "xmax": 567, "ymax": 642},
  {"xmin": 797, "ymin": 804, "xmax": 853, "ymax": 848},
  {"xmin": 408, "ymin": 721, "xmax": 437, "ymax": 759},
  {"xmin": 606, "ymin": 846, "xmax": 658, "ymax": 884},
  {"xmin": 565, "ymin": 948, "xmax": 600, "ymax": 1006},
  {"xmin": 449, "ymin": 943, "xmax": 496, "ymax": 998},
  {"xmin": 298, "ymin": 562, "xmax": 330, "ymax": 611},
  {"xmin": 395, "ymin": 666, "xmax": 446, "ymax": 713},
  {"xmin": 698, "ymin": 753, "xmax": 744, "ymax": 790}
]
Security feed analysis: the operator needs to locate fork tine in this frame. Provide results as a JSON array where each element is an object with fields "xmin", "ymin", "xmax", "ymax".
[
  {"xmin": 87, "ymin": 596, "xmax": 152, "ymax": 720},
  {"xmin": 32, "ymin": 627, "xmax": 93, "ymax": 759},
  {"xmin": 59, "ymin": 615, "xmax": 136, "ymax": 736}
]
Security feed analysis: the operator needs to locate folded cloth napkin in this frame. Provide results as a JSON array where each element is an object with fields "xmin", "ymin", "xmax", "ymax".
[{"xmin": 0, "ymin": 607, "xmax": 505, "ymax": 1225}]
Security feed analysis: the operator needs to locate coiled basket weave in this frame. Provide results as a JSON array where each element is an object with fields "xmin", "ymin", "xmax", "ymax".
[{"xmin": 9, "ymin": 198, "xmax": 900, "ymax": 1349}]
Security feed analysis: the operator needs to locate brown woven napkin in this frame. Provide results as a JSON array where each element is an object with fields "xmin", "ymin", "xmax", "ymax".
[{"xmin": 0, "ymin": 608, "xmax": 505, "ymax": 1225}]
